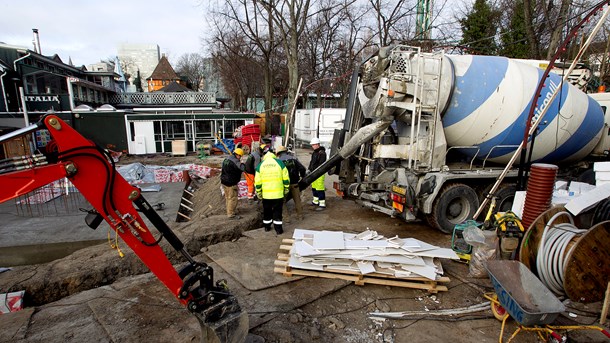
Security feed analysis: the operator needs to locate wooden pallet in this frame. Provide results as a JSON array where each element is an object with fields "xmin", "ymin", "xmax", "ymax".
[{"xmin": 274, "ymin": 239, "xmax": 450, "ymax": 293}]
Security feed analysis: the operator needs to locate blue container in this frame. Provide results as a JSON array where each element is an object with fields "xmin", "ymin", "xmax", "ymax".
[{"xmin": 486, "ymin": 260, "xmax": 565, "ymax": 326}]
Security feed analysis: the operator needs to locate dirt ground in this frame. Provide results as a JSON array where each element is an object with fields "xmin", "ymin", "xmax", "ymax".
[{"xmin": 0, "ymin": 150, "xmax": 608, "ymax": 343}]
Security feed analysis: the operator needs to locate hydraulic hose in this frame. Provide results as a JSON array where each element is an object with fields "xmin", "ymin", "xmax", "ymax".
[{"xmin": 535, "ymin": 211, "xmax": 585, "ymax": 295}]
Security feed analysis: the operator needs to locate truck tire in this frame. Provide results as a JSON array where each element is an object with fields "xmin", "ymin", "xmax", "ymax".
[
  {"xmin": 576, "ymin": 168, "xmax": 595, "ymax": 185},
  {"xmin": 427, "ymin": 183, "xmax": 479, "ymax": 234},
  {"xmin": 478, "ymin": 184, "xmax": 516, "ymax": 216}
]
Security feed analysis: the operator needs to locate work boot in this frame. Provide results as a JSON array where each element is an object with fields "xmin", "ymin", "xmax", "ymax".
[
  {"xmin": 264, "ymin": 225, "xmax": 272, "ymax": 232},
  {"xmin": 228, "ymin": 215, "xmax": 241, "ymax": 219},
  {"xmin": 275, "ymin": 226, "xmax": 284, "ymax": 235}
]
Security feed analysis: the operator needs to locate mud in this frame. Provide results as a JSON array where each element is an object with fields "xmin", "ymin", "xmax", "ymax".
[{"xmin": 0, "ymin": 152, "xmax": 607, "ymax": 343}]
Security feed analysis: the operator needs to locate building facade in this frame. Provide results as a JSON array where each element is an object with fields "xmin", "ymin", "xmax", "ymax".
[
  {"xmin": 146, "ymin": 55, "xmax": 182, "ymax": 92},
  {"xmin": 0, "ymin": 42, "xmax": 121, "ymax": 114},
  {"xmin": 0, "ymin": 43, "xmax": 254, "ymax": 158},
  {"xmin": 117, "ymin": 43, "xmax": 160, "ymax": 93}
]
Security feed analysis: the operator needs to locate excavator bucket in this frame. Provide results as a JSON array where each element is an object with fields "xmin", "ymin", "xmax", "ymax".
[{"xmin": 193, "ymin": 294, "xmax": 249, "ymax": 343}]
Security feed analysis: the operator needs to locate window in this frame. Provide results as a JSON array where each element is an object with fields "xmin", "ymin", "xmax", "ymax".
[
  {"xmin": 162, "ymin": 121, "xmax": 185, "ymax": 139},
  {"xmin": 195, "ymin": 120, "xmax": 213, "ymax": 139},
  {"xmin": 223, "ymin": 120, "xmax": 245, "ymax": 136},
  {"xmin": 25, "ymin": 75, "xmax": 36, "ymax": 93}
]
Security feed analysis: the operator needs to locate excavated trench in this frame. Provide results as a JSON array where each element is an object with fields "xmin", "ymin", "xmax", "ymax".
[{"xmin": 0, "ymin": 175, "xmax": 263, "ymax": 306}]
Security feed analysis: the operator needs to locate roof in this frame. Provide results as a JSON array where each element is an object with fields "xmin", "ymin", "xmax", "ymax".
[
  {"xmin": 157, "ymin": 81, "xmax": 192, "ymax": 92},
  {"xmin": 147, "ymin": 55, "xmax": 179, "ymax": 81}
]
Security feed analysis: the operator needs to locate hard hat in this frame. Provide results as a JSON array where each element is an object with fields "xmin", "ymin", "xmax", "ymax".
[
  {"xmin": 259, "ymin": 143, "xmax": 267, "ymax": 152},
  {"xmin": 310, "ymin": 137, "xmax": 321, "ymax": 145},
  {"xmin": 276, "ymin": 146, "xmax": 287, "ymax": 154},
  {"xmin": 233, "ymin": 148, "xmax": 244, "ymax": 156}
]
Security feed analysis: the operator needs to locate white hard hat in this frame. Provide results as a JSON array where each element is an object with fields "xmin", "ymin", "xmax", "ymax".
[{"xmin": 310, "ymin": 137, "xmax": 321, "ymax": 145}]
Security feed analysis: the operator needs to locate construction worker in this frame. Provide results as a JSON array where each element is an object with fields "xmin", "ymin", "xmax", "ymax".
[
  {"xmin": 254, "ymin": 147, "xmax": 290, "ymax": 234},
  {"xmin": 244, "ymin": 144, "xmax": 266, "ymax": 199},
  {"xmin": 221, "ymin": 148, "xmax": 244, "ymax": 219},
  {"xmin": 276, "ymin": 146, "xmax": 306, "ymax": 221},
  {"xmin": 308, "ymin": 137, "xmax": 327, "ymax": 210}
]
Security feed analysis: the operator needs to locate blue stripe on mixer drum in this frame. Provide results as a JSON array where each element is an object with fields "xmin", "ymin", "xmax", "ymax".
[
  {"xmin": 538, "ymin": 95, "xmax": 604, "ymax": 162},
  {"xmin": 472, "ymin": 70, "xmax": 571, "ymax": 159},
  {"xmin": 442, "ymin": 56, "xmax": 509, "ymax": 127}
]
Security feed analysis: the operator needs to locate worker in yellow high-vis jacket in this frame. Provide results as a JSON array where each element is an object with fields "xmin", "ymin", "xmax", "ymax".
[{"xmin": 254, "ymin": 147, "xmax": 290, "ymax": 234}]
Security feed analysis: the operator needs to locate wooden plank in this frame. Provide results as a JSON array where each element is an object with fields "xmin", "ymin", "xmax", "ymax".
[
  {"xmin": 273, "ymin": 264, "xmax": 448, "ymax": 292},
  {"xmin": 177, "ymin": 212, "xmax": 191, "ymax": 220},
  {"xmin": 276, "ymin": 236, "xmax": 452, "ymax": 293},
  {"xmin": 274, "ymin": 260, "xmax": 288, "ymax": 267},
  {"xmin": 601, "ymin": 282, "xmax": 610, "ymax": 325}
]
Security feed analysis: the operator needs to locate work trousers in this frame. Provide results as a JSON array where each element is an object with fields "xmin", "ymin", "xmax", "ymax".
[
  {"xmin": 262, "ymin": 198, "xmax": 284, "ymax": 233},
  {"xmin": 311, "ymin": 175, "xmax": 326, "ymax": 208},
  {"xmin": 245, "ymin": 173, "xmax": 255, "ymax": 198},
  {"xmin": 283, "ymin": 184, "xmax": 303, "ymax": 218},
  {"xmin": 223, "ymin": 184, "xmax": 238, "ymax": 217}
]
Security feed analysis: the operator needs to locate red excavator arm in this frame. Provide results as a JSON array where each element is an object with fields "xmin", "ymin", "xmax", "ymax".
[{"xmin": 0, "ymin": 114, "xmax": 247, "ymax": 343}]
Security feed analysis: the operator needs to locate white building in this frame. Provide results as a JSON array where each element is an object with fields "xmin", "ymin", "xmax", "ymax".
[{"xmin": 117, "ymin": 44, "xmax": 160, "ymax": 92}]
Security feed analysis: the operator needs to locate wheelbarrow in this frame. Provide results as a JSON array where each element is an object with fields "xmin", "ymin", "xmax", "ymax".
[{"xmin": 483, "ymin": 260, "xmax": 610, "ymax": 342}]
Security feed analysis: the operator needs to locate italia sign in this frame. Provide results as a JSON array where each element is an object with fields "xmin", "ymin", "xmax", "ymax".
[{"xmin": 25, "ymin": 95, "xmax": 60, "ymax": 103}]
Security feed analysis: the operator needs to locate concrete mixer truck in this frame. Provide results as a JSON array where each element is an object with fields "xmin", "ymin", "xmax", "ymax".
[{"xmin": 299, "ymin": 45, "xmax": 609, "ymax": 233}]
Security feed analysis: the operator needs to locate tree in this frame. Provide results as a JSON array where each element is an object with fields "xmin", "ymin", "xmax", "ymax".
[
  {"xmin": 459, "ymin": 0, "xmax": 500, "ymax": 55},
  {"xmin": 499, "ymin": 0, "xmax": 529, "ymax": 58},
  {"xmin": 176, "ymin": 53, "xmax": 207, "ymax": 91},
  {"xmin": 368, "ymin": 0, "xmax": 417, "ymax": 46},
  {"xmin": 301, "ymin": 1, "xmax": 348, "ymax": 106},
  {"xmin": 545, "ymin": 0, "xmax": 572, "ymax": 60},
  {"xmin": 133, "ymin": 70, "xmax": 144, "ymax": 92},
  {"xmin": 260, "ymin": 0, "xmax": 342, "ymax": 134},
  {"xmin": 210, "ymin": 31, "xmax": 265, "ymax": 111},
  {"xmin": 210, "ymin": 0, "xmax": 284, "ymax": 134},
  {"xmin": 522, "ymin": 0, "xmax": 588, "ymax": 59},
  {"xmin": 118, "ymin": 56, "xmax": 138, "ymax": 87}
]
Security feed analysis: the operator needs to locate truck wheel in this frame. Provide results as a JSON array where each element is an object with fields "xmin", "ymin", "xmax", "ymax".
[
  {"xmin": 427, "ymin": 183, "xmax": 479, "ymax": 234},
  {"xmin": 577, "ymin": 168, "xmax": 595, "ymax": 185},
  {"xmin": 479, "ymin": 184, "xmax": 516, "ymax": 215}
]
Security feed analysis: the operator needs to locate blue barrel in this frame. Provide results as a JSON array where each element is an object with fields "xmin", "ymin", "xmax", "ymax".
[{"xmin": 441, "ymin": 55, "xmax": 604, "ymax": 164}]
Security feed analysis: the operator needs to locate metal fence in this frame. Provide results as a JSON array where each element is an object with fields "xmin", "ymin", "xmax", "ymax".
[{"xmin": 109, "ymin": 92, "xmax": 216, "ymax": 105}]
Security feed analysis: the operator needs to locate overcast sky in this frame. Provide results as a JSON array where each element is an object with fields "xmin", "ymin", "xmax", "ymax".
[{"xmin": 0, "ymin": 1, "xmax": 211, "ymax": 67}]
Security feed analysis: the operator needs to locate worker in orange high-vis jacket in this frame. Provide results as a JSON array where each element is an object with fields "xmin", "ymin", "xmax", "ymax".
[{"xmin": 254, "ymin": 147, "xmax": 290, "ymax": 234}]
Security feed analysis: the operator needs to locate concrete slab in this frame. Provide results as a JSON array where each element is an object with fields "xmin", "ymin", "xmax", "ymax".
[
  {"xmin": 0, "ymin": 308, "xmax": 33, "ymax": 341},
  {"xmin": 204, "ymin": 227, "xmax": 305, "ymax": 291},
  {"xmin": 0, "ymin": 258, "xmax": 348, "ymax": 342},
  {"xmin": 0, "ymin": 182, "xmax": 185, "ymax": 266}
]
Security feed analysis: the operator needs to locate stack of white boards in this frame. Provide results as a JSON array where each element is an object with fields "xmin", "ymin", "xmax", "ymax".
[{"xmin": 286, "ymin": 229, "xmax": 459, "ymax": 281}]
